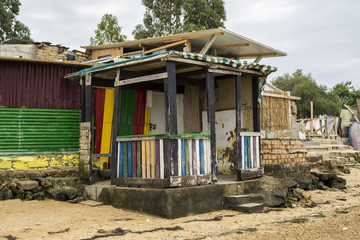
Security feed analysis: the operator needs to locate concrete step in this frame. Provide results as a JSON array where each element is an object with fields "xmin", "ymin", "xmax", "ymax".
[
  {"xmin": 232, "ymin": 203, "xmax": 264, "ymax": 213},
  {"xmin": 305, "ymin": 146, "xmax": 331, "ymax": 152},
  {"xmin": 311, "ymin": 138, "xmax": 341, "ymax": 145},
  {"xmin": 224, "ymin": 194, "xmax": 263, "ymax": 206}
]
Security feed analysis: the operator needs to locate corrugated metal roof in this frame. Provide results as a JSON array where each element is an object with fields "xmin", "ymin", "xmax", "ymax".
[{"xmin": 82, "ymin": 28, "xmax": 286, "ymax": 59}]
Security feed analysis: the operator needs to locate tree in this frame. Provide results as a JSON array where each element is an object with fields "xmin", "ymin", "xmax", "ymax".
[
  {"xmin": 90, "ymin": 14, "xmax": 127, "ymax": 45},
  {"xmin": 330, "ymin": 81, "xmax": 360, "ymax": 107},
  {"xmin": 271, "ymin": 69, "xmax": 340, "ymax": 118},
  {"xmin": 132, "ymin": 0, "xmax": 226, "ymax": 39},
  {"xmin": 0, "ymin": 0, "xmax": 32, "ymax": 43}
]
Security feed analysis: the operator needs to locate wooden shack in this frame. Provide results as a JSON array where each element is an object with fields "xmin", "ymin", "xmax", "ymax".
[{"xmin": 67, "ymin": 28, "xmax": 286, "ymax": 186}]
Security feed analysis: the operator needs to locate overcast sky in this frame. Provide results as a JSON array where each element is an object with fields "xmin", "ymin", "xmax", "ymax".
[{"xmin": 18, "ymin": 0, "xmax": 360, "ymax": 89}]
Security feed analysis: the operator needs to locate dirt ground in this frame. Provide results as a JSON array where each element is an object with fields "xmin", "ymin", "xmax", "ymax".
[{"xmin": 1, "ymin": 167, "xmax": 360, "ymax": 240}]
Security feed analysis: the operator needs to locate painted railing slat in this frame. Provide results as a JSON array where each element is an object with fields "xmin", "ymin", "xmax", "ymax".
[
  {"xmin": 146, "ymin": 140, "xmax": 150, "ymax": 178},
  {"xmin": 141, "ymin": 140, "xmax": 146, "ymax": 178},
  {"xmin": 178, "ymin": 139, "xmax": 182, "ymax": 177},
  {"xmin": 159, "ymin": 139, "xmax": 164, "ymax": 179},
  {"xmin": 137, "ymin": 141, "xmax": 141, "ymax": 178},
  {"xmin": 150, "ymin": 139, "xmax": 155, "ymax": 178},
  {"xmin": 188, "ymin": 140, "xmax": 192, "ymax": 176}
]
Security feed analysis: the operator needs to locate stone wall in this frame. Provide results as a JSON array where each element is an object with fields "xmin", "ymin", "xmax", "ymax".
[
  {"xmin": 261, "ymin": 139, "xmax": 309, "ymax": 165},
  {"xmin": 0, "ymin": 168, "xmax": 84, "ymax": 202}
]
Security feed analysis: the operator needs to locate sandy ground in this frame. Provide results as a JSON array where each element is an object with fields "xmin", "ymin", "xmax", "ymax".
[{"xmin": 1, "ymin": 167, "xmax": 360, "ymax": 240}]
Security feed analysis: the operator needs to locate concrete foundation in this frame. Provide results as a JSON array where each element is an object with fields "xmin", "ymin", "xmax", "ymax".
[{"xmin": 87, "ymin": 175, "xmax": 261, "ymax": 219}]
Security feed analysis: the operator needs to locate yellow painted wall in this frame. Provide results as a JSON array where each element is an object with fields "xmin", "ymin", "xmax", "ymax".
[
  {"xmin": 0, "ymin": 153, "xmax": 79, "ymax": 170},
  {"xmin": 100, "ymin": 89, "xmax": 115, "ymax": 166}
]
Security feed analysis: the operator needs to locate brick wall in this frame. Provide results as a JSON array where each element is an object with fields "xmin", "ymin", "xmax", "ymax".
[{"xmin": 261, "ymin": 140, "xmax": 308, "ymax": 165}]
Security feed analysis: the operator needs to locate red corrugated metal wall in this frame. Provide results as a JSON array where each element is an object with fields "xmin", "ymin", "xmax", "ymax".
[{"xmin": 0, "ymin": 60, "xmax": 83, "ymax": 109}]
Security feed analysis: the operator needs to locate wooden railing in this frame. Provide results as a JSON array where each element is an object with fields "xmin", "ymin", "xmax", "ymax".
[
  {"xmin": 114, "ymin": 133, "xmax": 211, "ymax": 187},
  {"xmin": 240, "ymin": 132, "xmax": 261, "ymax": 169},
  {"xmin": 298, "ymin": 116, "xmax": 338, "ymax": 139}
]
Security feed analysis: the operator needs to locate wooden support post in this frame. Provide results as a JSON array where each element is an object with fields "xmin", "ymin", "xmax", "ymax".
[
  {"xmin": 206, "ymin": 69, "xmax": 217, "ymax": 181},
  {"xmin": 235, "ymin": 75, "xmax": 242, "ymax": 172},
  {"xmin": 185, "ymin": 40, "xmax": 191, "ymax": 52},
  {"xmin": 164, "ymin": 61, "xmax": 178, "ymax": 177},
  {"xmin": 80, "ymin": 77, "xmax": 85, "ymax": 122},
  {"xmin": 310, "ymin": 101, "xmax": 314, "ymax": 135},
  {"xmin": 325, "ymin": 117, "xmax": 329, "ymax": 139},
  {"xmin": 85, "ymin": 74, "xmax": 92, "ymax": 123},
  {"xmin": 252, "ymin": 76, "xmax": 260, "ymax": 132},
  {"xmin": 111, "ymin": 69, "xmax": 122, "ymax": 178}
]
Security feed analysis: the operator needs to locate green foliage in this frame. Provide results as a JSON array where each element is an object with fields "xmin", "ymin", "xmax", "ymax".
[
  {"xmin": 0, "ymin": 0, "xmax": 32, "ymax": 43},
  {"xmin": 271, "ymin": 69, "xmax": 340, "ymax": 118},
  {"xmin": 330, "ymin": 81, "xmax": 360, "ymax": 107},
  {"xmin": 90, "ymin": 14, "xmax": 127, "ymax": 45},
  {"xmin": 132, "ymin": 0, "xmax": 226, "ymax": 39}
]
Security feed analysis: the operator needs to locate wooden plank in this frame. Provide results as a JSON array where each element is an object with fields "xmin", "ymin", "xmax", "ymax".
[
  {"xmin": 199, "ymin": 139, "xmax": 204, "ymax": 174},
  {"xmin": 252, "ymin": 76, "xmax": 260, "ymax": 132},
  {"xmin": 250, "ymin": 136, "xmax": 254, "ymax": 168},
  {"xmin": 114, "ymin": 72, "xmax": 168, "ymax": 87},
  {"xmin": 159, "ymin": 139, "xmax": 164, "ymax": 179},
  {"xmin": 310, "ymin": 101, "xmax": 314, "ymax": 134},
  {"xmin": 181, "ymin": 140, "xmax": 185, "ymax": 176},
  {"xmin": 235, "ymin": 75, "xmax": 242, "ymax": 172},
  {"xmin": 196, "ymin": 139, "xmax": 200, "ymax": 175},
  {"xmin": 192, "ymin": 140, "xmax": 197, "ymax": 176},
  {"xmin": 184, "ymin": 140, "xmax": 189, "ymax": 175},
  {"xmin": 81, "ymin": 77, "xmax": 86, "ymax": 122},
  {"xmin": 326, "ymin": 117, "xmax": 329, "ymax": 139},
  {"xmin": 123, "ymin": 142, "xmax": 128, "ymax": 178},
  {"xmin": 207, "ymin": 140, "xmax": 211, "ymax": 174},
  {"xmin": 208, "ymin": 68, "xmax": 242, "ymax": 76},
  {"xmin": 110, "ymin": 87, "xmax": 120, "ymax": 177},
  {"xmin": 150, "ymin": 139, "xmax": 155, "ymax": 178},
  {"xmin": 240, "ymin": 132, "xmax": 261, "ymax": 137},
  {"xmin": 206, "ymin": 70, "xmax": 217, "ymax": 180},
  {"xmin": 117, "ymin": 136, "xmax": 156, "ymax": 142},
  {"xmin": 188, "ymin": 139, "xmax": 193, "ymax": 175},
  {"xmin": 118, "ymin": 142, "xmax": 123, "ymax": 177},
  {"xmin": 128, "ymin": 141, "xmax": 132, "ymax": 177},
  {"xmin": 178, "ymin": 139, "xmax": 182, "ymax": 176},
  {"xmin": 193, "ymin": 43, "xmax": 249, "ymax": 51},
  {"xmin": 165, "ymin": 61, "xmax": 178, "ymax": 176},
  {"xmin": 132, "ymin": 141, "xmax": 136, "ymax": 178},
  {"xmin": 344, "ymin": 104, "xmax": 360, "ymax": 124},
  {"xmin": 123, "ymin": 50, "xmax": 142, "ymax": 56},
  {"xmin": 185, "ymin": 39, "xmax": 191, "ymax": 52},
  {"xmin": 262, "ymin": 92, "xmax": 301, "ymax": 100},
  {"xmin": 141, "ymin": 140, "xmax": 146, "ymax": 178},
  {"xmin": 200, "ymin": 35, "xmax": 217, "ymax": 55},
  {"xmin": 94, "ymin": 88, "xmax": 106, "ymax": 154},
  {"xmin": 241, "ymin": 136, "xmax": 245, "ymax": 170},
  {"xmin": 244, "ymin": 136, "xmax": 248, "ymax": 169},
  {"xmin": 155, "ymin": 140, "xmax": 160, "ymax": 178},
  {"xmin": 252, "ymin": 137, "xmax": 257, "ymax": 168},
  {"xmin": 100, "ymin": 89, "xmax": 115, "ymax": 164},
  {"xmin": 144, "ymin": 39, "xmax": 187, "ymax": 55},
  {"xmin": 137, "ymin": 141, "xmax": 141, "ymax": 178},
  {"xmin": 248, "ymin": 137, "xmax": 251, "ymax": 168},
  {"xmin": 146, "ymin": 140, "xmax": 150, "ymax": 178},
  {"xmin": 256, "ymin": 136, "xmax": 260, "ymax": 167},
  {"xmin": 163, "ymin": 57, "xmax": 262, "ymax": 76}
]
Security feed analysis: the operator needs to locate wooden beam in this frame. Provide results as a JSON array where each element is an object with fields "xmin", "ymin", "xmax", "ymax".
[
  {"xmin": 206, "ymin": 69, "xmax": 217, "ymax": 181},
  {"xmin": 193, "ymin": 43, "xmax": 250, "ymax": 51},
  {"xmin": 208, "ymin": 68, "xmax": 242, "ymax": 76},
  {"xmin": 254, "ymin": 56, "xmax": 263, "ymax": 63},
  {"xmin": 344, "ymin": 104, "xmax": 360, "ymax": 124},
  {"xmin": 235, "ymin": 75, "xmax": 242, "ymax": 173},
  {"xmin": 119, "ymin": 47, "xmax": 124, "ymax": 57},
  {"xmin": 310, "ymin": 101, "xmax": 314, "ymax": 134},
  {"xmin": 114, "ymin": 72, "xmax": 168, "ymax": 87},
  {"xmin": 185, "ymin": 39, "xmax": 191, "ymax": 52},
  {"xmin": 262, "ymin": 92, "xmax": 301, "ymax": 100},
  {"xmin": 164, "ymin": 61, "xmax": 178, "ymax": 177},
  {"xmin": 123, "ymin": 50, "xmax": 142, "ymax": 56},
  {"xmin": 236, "ymin": 53, "xmax": 277, "ymax": 59},
  {"xmin": 144, "ymin": 39, "xmax": 187, "ymax": 55},
  {"xmin": 85, "ymin": 74, "xmax": 92, "ymax": 123},
  {"xmin": 163, "ymin": 56, "xmax": 263, "ymax": 76},
  {"xmin": 200, "ymin": 35, "xmax": 218, "ymax": 55},
  {"xmin": 80, "ymin": 77, "xmax": 85, "ymax": 122},
  {"xmin": 111, "ymin": 68, "xmax": 122, "ymax": 178},
  {"xmin": 252, "ymin": 76, "xmax": 260, "ymax": 132}
]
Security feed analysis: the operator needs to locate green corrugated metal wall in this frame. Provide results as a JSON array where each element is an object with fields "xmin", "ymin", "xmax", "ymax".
[{"xmin": 0, "ymin": 108, "xmax": 80, "ymax": 156}]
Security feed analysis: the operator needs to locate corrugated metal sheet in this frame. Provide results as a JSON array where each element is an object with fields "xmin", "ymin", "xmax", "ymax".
[
  {"xmin": 0, "ymin": 60, "xmax": 83, "ymax": 109},
  {"xmin": 0, "ymin": 108, "xmax": 80, "ymax": 156}
]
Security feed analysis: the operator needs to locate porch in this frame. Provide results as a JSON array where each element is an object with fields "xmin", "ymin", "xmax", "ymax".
[{"xmin": 67, "ymin": 50, "xmax": 274, "ymax": 187}]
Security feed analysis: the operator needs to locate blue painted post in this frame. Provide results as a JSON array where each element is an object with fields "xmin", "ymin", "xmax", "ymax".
[
  {"xmin": 181, "ymin": 139, "xmax": 185, "ymax": 176},
  {"xmin": 200, "ymin": 139, "xmax": 204, "ymax": 174},
  {"xmin": 128, "ymin": 141, "xmax": 132, "ymax": 177},
  {"xmin": 119, "ymin": 142, "xmax": 123, "ymax": 178}
]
